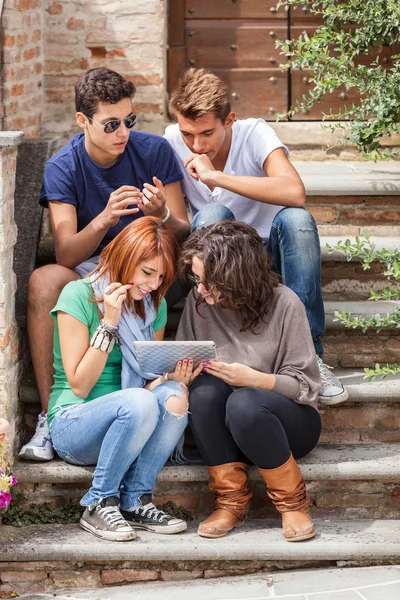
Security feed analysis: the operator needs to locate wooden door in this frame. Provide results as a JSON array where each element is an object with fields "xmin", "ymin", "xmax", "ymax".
[
  {"xmin": 168, "ymin": 1, "xmax": 399, "ymax": 121},
  {"xmin": 168, "ymin": 0, "xmax": 288, "ymax": 120}
]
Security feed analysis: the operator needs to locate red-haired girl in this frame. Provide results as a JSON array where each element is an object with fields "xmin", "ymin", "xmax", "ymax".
[{"xmin": 48, "ymin": 217, "xmax": 201, "ymax": 541}]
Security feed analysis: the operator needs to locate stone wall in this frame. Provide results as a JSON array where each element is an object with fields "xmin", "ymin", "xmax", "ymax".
[
  {"xmin": 1, "ymin": 0, "xmax": 44, "ymax": 135},
  {"xmin": 42, "ymin": 0, "xmax": 167, "ymax": 144},
  {"xmin": 0, "ymin": 132, "xmax": 23, "ymax": 458}
]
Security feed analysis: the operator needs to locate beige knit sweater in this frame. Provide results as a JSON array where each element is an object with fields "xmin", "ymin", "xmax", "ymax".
[{"xmin": 176, "ymin": 285, "xmax": 320, "ymax": 411}]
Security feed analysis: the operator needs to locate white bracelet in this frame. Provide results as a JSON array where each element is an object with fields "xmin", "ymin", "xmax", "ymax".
[{"xmin": 161, "ymin": 206, "xmax": 171, "ymax": 223}]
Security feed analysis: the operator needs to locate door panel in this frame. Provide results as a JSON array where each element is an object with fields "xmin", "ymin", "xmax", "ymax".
[
  {"xmin": 184, "ymin": 0, "xmax": 286, "ymax": 20},
  {"xmin": 215, "ymin": 68, "xmax": 288, "ymax": 119},
  {"xmin": 186, "ymin": 20, "xmax": 287, "ymax": 69}
]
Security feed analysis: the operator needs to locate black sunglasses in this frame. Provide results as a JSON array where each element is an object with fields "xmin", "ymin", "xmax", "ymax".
[{"xmin": 88, "ymin": 113, "xmax": 137, "ymax": 134}]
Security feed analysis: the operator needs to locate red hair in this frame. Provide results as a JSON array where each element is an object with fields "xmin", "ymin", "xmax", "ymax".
[{"xmin": 92, "ymin": 217, "xmax": 179, "ymax": 320}]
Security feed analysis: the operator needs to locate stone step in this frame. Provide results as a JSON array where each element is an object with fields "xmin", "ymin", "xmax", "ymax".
[
  {"xmin": 11, "ymin": 444, "xmax": 400, "ymax": 520},
  {"xmin": 1, "ymin": 519, "xmax": 399, "ymax": 566}
]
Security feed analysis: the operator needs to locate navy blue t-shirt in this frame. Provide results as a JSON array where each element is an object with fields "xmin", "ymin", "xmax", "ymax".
[{"xmin": 39, "ymin": 130, "xmax": 184, "ymax": 255}]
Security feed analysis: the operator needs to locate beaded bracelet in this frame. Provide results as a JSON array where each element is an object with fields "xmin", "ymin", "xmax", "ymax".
[{"xmin": 90, "ymin": 321, "xmax": 121, "ymax": 353}]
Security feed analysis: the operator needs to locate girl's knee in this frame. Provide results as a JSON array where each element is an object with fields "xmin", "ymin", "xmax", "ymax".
[
  {"xmin": 226, "ymin": 388, "xmax": 260, "ymax": 428},
  {"xmin": 165, "ymin": 393, "xmax": 189, "ymax": 417},
  {"xmin": 119, "ymin": 389, "xmax": 159, "ymax": 423}
]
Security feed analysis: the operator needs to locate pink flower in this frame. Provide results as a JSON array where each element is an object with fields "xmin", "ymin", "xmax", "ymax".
[
  {"xmin": 0, "ymin": 492, "xmax": 11, "ymax": 509},
  {"xmin": 10, "ymin": 477, "xmax": 17, "ymax": 486},
  {"xmin": 0, "ymin": 418, "xmax": 10, "ymax": 435}
]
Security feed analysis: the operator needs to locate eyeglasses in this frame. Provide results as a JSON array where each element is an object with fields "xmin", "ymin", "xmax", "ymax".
[
  {"xmin": 187, "ymin": 270, "xmax": 206, "ymax": 288},
  {"xmin": 87, "ymin": 113, "xmax": 137, "ymax": 134}
]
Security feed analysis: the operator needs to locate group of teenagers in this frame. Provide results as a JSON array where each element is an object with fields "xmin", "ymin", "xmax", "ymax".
[{"xmin": 19, "ymin": 67, "xmax": 348, "ymax": 542}]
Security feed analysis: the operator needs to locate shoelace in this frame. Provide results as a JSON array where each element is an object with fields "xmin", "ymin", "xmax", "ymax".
[
  {"xmin": 133, "ymin": 502, "xmax": 169, "ymax": 521},
  {"xmin": 97, "ymin": 505, "xmax": 129, "ymax": 528},
  {"xmin": 29, "ymin": 415, "xmax": 48, "ymax": 444},
  {"xmin": 317, "ymin": 357, "xmax": 338, "ymax": 386}
]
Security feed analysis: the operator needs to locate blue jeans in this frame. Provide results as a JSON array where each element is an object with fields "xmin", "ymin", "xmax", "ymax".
[
  {"xmin": 50, "ymin": 381, "xmax": 187, "ymax": 508},
  {"xmin": 191, "ymin": 204, "xmax": 325, "ymax": 356}
]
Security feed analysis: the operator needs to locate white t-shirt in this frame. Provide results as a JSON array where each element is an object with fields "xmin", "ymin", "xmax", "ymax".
[{"xmin": 164, "ymin": 118, "xmax": 289, "ymax": 242}]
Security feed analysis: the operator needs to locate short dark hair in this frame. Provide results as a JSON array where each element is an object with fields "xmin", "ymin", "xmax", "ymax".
[
  {"xmin": 179, "ymin": 221, "xmax": 279, "ymax": 333},
  {"xmin": 169, "ymin": 68, "xmax": 231, "ymax": 122},
  {"xmin": 75, "ymin": 68, "xmax": 136, "ymax": 119}
]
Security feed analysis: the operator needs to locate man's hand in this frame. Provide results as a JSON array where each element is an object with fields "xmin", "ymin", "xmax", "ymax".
[
  {"xmin": 184, "ymin": 154, "xmax": 217, "ymax": 185},
  {"xmin": 139, "ymin": 177, "xmax": 168, "ymax": 219},
  {"xmin": 100, "ymin": 185, "xmax": 142, "ymax": 228},
  {"xmin": 202, "ymin": 361, "xmax": 261, "ymax": 387}
]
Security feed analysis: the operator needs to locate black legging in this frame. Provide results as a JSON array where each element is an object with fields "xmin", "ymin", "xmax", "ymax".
[{"xmin": 189, "ymin": 374, "xmax": 321, "ymax": 469}]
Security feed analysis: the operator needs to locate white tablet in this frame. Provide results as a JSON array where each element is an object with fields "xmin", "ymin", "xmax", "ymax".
[{"xmin": 132, "ymin": 341, "xmax": 217, "ymax": 374}]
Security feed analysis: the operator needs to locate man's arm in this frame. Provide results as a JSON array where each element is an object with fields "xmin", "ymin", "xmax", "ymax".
[
  {"xmin": 49, "ymin": 185, "xmax": 142, "ymax": 269},
  {"xmin": 185, "ymin": 148, "xmax": 305, "ymax": 207}
]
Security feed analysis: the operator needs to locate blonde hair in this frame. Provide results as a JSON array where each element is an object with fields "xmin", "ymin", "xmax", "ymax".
[{"xmin": 169, "ymin": 68, "xmax": 231, "ymax": 122}]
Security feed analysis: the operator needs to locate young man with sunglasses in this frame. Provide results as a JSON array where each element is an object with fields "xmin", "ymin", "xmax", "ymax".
[
  {"xmin": 165, "ymin": 68, "xmax": 348, "ymax": 408},
  {"xmin": 19, "ymin": 67, "xmax": 190, "ymax": 461}
]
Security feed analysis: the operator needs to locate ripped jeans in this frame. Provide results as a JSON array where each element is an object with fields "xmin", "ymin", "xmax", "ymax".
[
  {"xmin": 50, "ymin": 381, "xmax": 187, "ymax": 508},
  {"xmin": 191, "ymin": 204, "xmax": 325, "ymax": 356}
]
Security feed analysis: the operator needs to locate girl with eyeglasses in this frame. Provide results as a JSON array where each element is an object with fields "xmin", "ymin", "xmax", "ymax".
[
  {"xmin": 48, "ymin": 217, "xmax": 202, "ymax": 541},
  {"xmin": 177, "ymin": 220, "xmax": 321, "ymax": 542}
]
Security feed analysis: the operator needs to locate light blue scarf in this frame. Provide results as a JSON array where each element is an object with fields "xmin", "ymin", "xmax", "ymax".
[{"xmin": 90, "ymin": 273, "xmax": 160, "ymax": 388}]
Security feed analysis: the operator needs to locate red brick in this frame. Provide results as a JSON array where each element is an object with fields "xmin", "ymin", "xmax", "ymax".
[
  {"xmin": 365, "ymin": 196, "xmax": 400, "ymax": 205},
  {"xmin": 31, "ymin": 29, "xmax": 41, "ymax": 42},
  {"xmin": 160, "ymin": 570, "xmax": 203, "ymax": 581},
  {"xmin": 1, "ymin": 570, "xmax": 47, "ymax": 582},
  {"xmin": 126, "ymin": 74, "xmax": 162, "ymax": 87},
  {"xmin": 18, "ymin": 0, "xmax": 31, "ymax": 9},
  {"xmin": 307, "ymin": 195, "xmax": 364, "ymax": 205},
  {"xmin": 67, "ymin": 17, "xmax": 85, "ymax": 30},
  {"xmin": 23, "ymin": 47, "xmax": 36, "ymax": 61},
  {"xmin": 89, "ymin": 46, "xmax": 107, "ymax": 58},
  {"xmin": 11, "ymin": 84, "xmax": 24, "ymax": 97},
  {"xmin": 340, "ymin": 206, "xmax": 400, "ymax": 224},
  {"xmin": 107, "ymin": 47, "xmax": 128, "ymax": 58},
  {"xmin": 131, "ymin": 102, "xmax": 161, "ymax": 114},
  {"xmin": 3, "ymin": 35, "xmax": 15, "ymax": 47},
  {"xmin": 308, "ymin": 206, "xmax": 337, "ymax": 223},
  {"xmin": 46, "ymin": 33, "xmax": 79, "ymax": 45},
  {"xmin": 101, "ymin": 569, "xmax": 159, "ymax": 585},
  {"xmin": 45, "ymin": 0, "xmax": 62, "ymax": 13},
  {"xmin": 16, "ymin": 32, "xmax": 29, "ymax": 45},
  {"xmin": 51, "ymin": 570, "xmax": 101, "ymax": 588}
]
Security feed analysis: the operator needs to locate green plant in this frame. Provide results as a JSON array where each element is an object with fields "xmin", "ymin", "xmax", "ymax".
[
  {"xmin": 326, "ymin": 233, "xmax": 400, "ymax": 380},
  {"xmin": 277, "ymin": 0, "xmax": 400, "ymax": 160}
]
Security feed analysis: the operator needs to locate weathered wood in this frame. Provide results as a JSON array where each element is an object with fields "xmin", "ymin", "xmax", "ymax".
[{"xmin": 184, "ymin": 0, "xmax": 286, "ymax": 20}]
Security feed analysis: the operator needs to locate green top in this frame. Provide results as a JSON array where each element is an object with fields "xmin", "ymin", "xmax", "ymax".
[{"xmin": 47, "ymin": 278, "xmax": 167, "ymax": 425}]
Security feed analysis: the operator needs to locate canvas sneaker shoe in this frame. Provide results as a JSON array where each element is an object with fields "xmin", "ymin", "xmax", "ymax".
[
  {"xmin": 80, "ymin": 497, "xmax": 137, "ymax": 541},
  {"xmin": 317, "ymin": 357, "xmax": 349, "ymax": 405},
  {"xmin": 121, "ymin": 494, "xmax": 187, "ymax": 534},
  {"xmin": 18, "ymin": 411, "xmax": 54, "ymax": 461}
]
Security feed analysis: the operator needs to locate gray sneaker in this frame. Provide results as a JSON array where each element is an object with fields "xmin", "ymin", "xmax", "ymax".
[
  {"xmin": 317, "ymin": 357, "xmax": 349, "ymax": 405},
  {"xmin": 18, "ymin": 411, "xmax": 54, "ymax": 461},
  {"xmin": 122, "ymin": 494, "xmax": 187, "ymax": 534},
  {"xmin": 80, "ymin": 497, "xmax": 137, "ymax": 541}
]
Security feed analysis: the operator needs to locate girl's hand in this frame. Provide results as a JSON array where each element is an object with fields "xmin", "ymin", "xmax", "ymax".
[
  {"xmin": 167, "ymin": 359, "xmax": 204, "ymax": 386},
  {"xmin": 202, "ymin": 361, "xmax": 260, "ymax": 387},
  {"xmin": 103, "ymin": 282, "xmax": 133, "ymax": 327}
]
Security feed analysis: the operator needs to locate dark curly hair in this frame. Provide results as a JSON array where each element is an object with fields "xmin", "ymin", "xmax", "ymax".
[
  {"xmin": 179, "ymin": 221, "xmax": 279, "ymax": 333},
  {"xmin": 75, "ymin": 68, "xmax": 136, "ymax": 119}
]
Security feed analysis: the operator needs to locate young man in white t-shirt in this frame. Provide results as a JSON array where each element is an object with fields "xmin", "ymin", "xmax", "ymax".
[{"xmin": 165, "ymin": 68, "xmax": 348, "ymax": 405}]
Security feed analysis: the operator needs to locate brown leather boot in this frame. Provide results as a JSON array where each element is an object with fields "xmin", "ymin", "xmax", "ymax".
[
  {"xmin": 198, "ymin": 462, "xmax": 253, "ymax": 539},
  {"xmin": 258, "ymin": 454, "xmax": 315, "ymax": 542}
]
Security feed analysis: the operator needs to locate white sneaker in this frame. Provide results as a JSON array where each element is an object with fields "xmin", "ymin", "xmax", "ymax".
[
  {"xmin": 19, "ymin": 411, "xmax": 54, "ymax": 461},
  {"xmin": 317, "ymin": 357, "xmax": 349, "ymax": 406}
]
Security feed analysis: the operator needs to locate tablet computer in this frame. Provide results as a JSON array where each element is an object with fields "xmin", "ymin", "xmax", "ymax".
[{"xmin": 132, "ymin": 341, "xmax": 217, "ymax": 374}]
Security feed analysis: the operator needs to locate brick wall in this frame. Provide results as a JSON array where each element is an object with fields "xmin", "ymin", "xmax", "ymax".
[
  {"xmin": 42, "ymin": 0, "xmax": 167, "ymax": 144},
  {"xmin": 0, "ymin": 133, "xmax": 24, "ymax": 459},
  {"xmin": 1, "ymin": 0, "xmax": 44, "ymax": 135}
]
